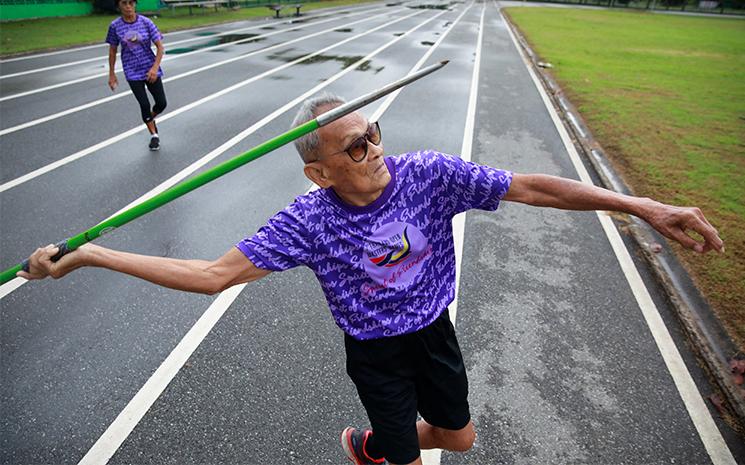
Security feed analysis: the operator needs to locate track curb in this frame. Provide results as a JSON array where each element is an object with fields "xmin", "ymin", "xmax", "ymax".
[{"xmin": 501, "ymin": 8, "xmax": 745, "ymax": 433}]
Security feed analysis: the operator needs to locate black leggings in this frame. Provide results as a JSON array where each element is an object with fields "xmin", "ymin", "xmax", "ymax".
[{"xmin": 127, "ymin": 78, "xmax": 167, "ymax": 124}]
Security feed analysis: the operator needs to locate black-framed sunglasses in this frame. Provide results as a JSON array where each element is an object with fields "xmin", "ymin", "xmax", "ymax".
[{"xmin": 331, "ymin": 121, "xmax": 382, "ymax": 163}]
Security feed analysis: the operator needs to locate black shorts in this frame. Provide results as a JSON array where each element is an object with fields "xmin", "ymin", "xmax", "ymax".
[{"xmin": 344, "ymin": 309, "xmax": 470, "ymax": 464}]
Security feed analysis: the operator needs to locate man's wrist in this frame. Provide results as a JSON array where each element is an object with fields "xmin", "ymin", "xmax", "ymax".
[
  {"xmin": 78, "ymin": 244, "xmax": 102, "ymax": 268},
  {"xmin": 628, "ymin": 196, "xmax": 659, "ymax": 221}
]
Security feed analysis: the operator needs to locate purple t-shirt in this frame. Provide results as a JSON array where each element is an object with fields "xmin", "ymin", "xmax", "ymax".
[
  {"xmin": 237, "ymin": 151, "xmax": 513, "ymax": 340},
  {"xmin": 105, "ymin": 15, "xmax": 163, "ymax": 82}
]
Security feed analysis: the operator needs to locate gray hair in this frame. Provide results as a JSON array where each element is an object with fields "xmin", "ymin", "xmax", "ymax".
[{"xmin": 291, "ymin": 92, "xmax": 346, "ymax": 163}]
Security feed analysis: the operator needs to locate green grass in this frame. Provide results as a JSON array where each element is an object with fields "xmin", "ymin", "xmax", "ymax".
[
  {"xmin": 0, "ymin": 0, "xmax": 376, "ymax": 56},
  {"xmin": 504, "ymin": 7, "xmax": 745, "ymax": 351}
]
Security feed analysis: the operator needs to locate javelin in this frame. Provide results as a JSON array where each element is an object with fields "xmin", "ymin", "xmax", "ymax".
[{"xmin": 0, "ymin": 60, "xmax": 449, "ymax": 285}]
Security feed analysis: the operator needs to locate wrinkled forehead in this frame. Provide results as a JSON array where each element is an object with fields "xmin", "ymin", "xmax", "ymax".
[{"xmin": 317, "ymin": 110, "xmax": 368, "ymax": 151}]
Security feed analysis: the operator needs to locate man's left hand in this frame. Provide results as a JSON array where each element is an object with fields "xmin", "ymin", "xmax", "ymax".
[
  {"xmin": 146, "ymin": 68, "xmax": 158, "ymax": 83},
  {"xmin": 641, "ymin": 200, "xmax": 724, "ymax": 254}
]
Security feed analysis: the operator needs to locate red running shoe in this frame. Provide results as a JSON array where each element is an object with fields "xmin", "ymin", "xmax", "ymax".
[{"xmin": 340, "ymin": 427, "xmax": 386, "ymax": 465}]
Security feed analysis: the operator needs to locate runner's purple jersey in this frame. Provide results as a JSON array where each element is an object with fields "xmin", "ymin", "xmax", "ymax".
[
  {"xmin": 105, "ymin": 15, "xmax": 163, "ymax": 81},
  {"xmin": 237, "ymin": 151, "xmax": 513, "ymax": 340}
]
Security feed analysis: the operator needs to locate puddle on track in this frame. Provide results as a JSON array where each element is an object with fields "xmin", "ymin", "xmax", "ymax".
[
  {"xmin": 356, "ymin": 60, "xmax": 385, "ymax": 74},
  {"xmin": 167, "ymin": 33, "xmax": 266, "ymax": 54},
  {"xmin": 407, "ymin": 1, "xmax": 460, "ymax": 10},
  {"xmin": 266, "ymin": 51, "xmax": 384, "ymax": 74}
]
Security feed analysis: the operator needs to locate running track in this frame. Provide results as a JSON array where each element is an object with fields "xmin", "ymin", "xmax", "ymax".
[{"xmin": 1, "ymin": 2, "xmax": 743, "ymax": 464}]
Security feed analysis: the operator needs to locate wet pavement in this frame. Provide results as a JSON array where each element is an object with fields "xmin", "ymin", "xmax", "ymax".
[{"xmin": 1, "ymin": 1, "xmax": 743, "ymax": 464}]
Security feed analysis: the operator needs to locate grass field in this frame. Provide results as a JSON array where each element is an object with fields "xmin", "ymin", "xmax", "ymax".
[
  {"xmin": 504, "ymin": 7, "xmax": 745, "ymax": 351},
  {"xmin": 0, "ymin": 0, "xmax": 375, "ymax": 56}
]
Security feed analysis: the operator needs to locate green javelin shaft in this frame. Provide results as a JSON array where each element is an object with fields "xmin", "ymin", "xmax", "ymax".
[{"xmin": 0, "ymin": 60, "xmax": 449, "ymax": 286}]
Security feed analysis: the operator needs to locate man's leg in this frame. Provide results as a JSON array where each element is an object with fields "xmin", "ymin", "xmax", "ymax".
[
  {"xmin": 145, "ymin": 120, "xmax": 157, "ymax": 135},
  {"xmin": 145, "ymin": 77, "xmax": 167, "ymax": 121},
  {"xmin": 343, "ymin": 333, "xmax": 421, "ymax": 465},
  {"xmin": 343, "ymin": 310, "xmax": 474, "ymax": 464},
  {"xmin": 413, "ymin": 309, "xmax": 475, "ymax": 456},
  {"xmin": 127, "ymin": 80, "xmax": 155, "ymax": 133},
  {"xmin": 390, "ymin": 457, "xmax": 423, "ymax": 465},
  {"xmin": 144, "ymin": 78, "xmax": 166, "ymax": 151},
  {"xmin": 417, "ymin": 419, "xmax": 475, "ymax": 452},
  {"xmin": 384, "ymin": 419, "xmax": 476, "ymax": 465},
  {"xmin": 127, "ymin": 79, "xmax": 160, "ymax": 150}
]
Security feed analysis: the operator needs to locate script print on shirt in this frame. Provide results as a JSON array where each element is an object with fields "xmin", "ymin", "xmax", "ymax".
[{"xmin": 236, "ymin": 151, "xmax": 513, "ymax": 340}]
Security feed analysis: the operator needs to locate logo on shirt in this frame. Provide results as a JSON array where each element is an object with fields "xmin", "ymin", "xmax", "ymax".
[
  {"xmin": 368, "ymin": 226, "xmax": 411, "ymax": 268},
  {"xmin": 361, "ymin": 222, "xmax": 431, "ymax": 295},
  {"xmin": 123, "ymin": 30, "xmax": 142, "ymax": 48}
]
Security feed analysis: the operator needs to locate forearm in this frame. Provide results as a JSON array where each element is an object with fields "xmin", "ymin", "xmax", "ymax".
[
  {"xmin": 152, "ymin": 42, "xmax": 164, "ymax": 69},
  {"xmin": 505, "ymin": 172, "xmax": 723, "ymax": 253},
  {"xmin": 85, "ymin": 247, "xmax": 223, "ymax": 294},
  {"xmin": 108, "ymin": 47, "xmax": 117, "ymax": 74},
  {"xmin": 511, "ymin": 174, "xmax": 652, "ymax": 218},
  {"xmin": 20, "ymin": 243, "xmax": 270, "ymax": 290}
]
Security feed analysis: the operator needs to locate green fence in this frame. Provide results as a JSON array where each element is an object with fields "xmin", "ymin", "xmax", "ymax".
[{"xmin": 0, "ymin": 0, "xmax": 160, "ymax": 21}]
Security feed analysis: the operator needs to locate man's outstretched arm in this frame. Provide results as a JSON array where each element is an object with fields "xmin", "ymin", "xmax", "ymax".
[
  {"xmin": 503, "ymin": 173, "xmax": 724, "ymax": 254},
  {"xmin": 17, "ymin": 244, "xmax": 271, "ymax": 295}
]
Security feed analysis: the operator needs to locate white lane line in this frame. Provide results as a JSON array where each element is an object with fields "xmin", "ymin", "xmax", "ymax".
[
  {"xmin": 0, "ymin": 7, "xmax": 386, "ymax": 136},
  {"xmin": 0, "ymin": 44, "xmax": 111, "ymax": 64},
  {"xmin": 0, "ymin": 23, "xmax": 216, "ymax": 65},
  {"xmin": 0, "ymin": 277, "xmax": 26, "ymax": 299},
  {"xmin": 76, "ymin": 283, "xmax": 247, "ymax": 465},
  {"xmin": 499, "ymin": 6, "xmax": 737, "ymax": 464},
  {"xmin": 75, "ymin": 10, "xmax": 452, "ymax": 463},
  {"xmin": 1, "ymin": 54, "xmax": 121, "ymax": 80},
  {"xmin": 0, "ymin": 6, "xmax": 378, "ymax": 80},
  {"xmin": 0, "ymin": 4, "xmax": 382, "ymax": 103},
  {"xmin": 420, "ymin": 3, "xmax": 483, "ymax": 465},
  {"xmin": 451, "ymin": 0, "xmax": 485, "ymax": 322},
  {"xmin": 0, "ymin": 2, "xmax": 377, "ymax": 65},
  {"xmin": 0, "ymin": 9, "xmax": 417, "ymax": 193}
]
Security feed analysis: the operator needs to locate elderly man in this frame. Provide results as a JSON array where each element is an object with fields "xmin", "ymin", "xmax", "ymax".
[{"xmin": 20, "ymin": 94, "xmax": 723, "ymax": 465}]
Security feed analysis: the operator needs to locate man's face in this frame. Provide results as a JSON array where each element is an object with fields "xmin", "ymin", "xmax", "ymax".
[
  {"xmin": 307, "ymin": 107, "xmax": 389, "ymax": 201},
  {"xmin": 119, "ymin": 0, "xmax": 136, "ymax": 14}
]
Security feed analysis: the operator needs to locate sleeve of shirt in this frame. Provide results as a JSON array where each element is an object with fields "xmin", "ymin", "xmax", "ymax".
[
  {"xmin": 105, "ymin": 23, "xmax": 119, "ymax": 47},
  {"xmin": 235, "ymin": 202, "xmax": 312, "ymax": 272},
  {"xmin": 147, "ymin": 18, "xmax": 163, "ymax": 42},
  {"xmin": 431, "ymin": 151, "xmax": 513, "ymax": 217}
]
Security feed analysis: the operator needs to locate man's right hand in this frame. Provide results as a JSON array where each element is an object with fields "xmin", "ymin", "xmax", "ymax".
[
  {"xmin": 17, "ymin": 244, "xmax": 89, "ymax": 281},
  {"xmin": 108, "ymin": 74, "xmax": 118, "ymax": 91}
]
